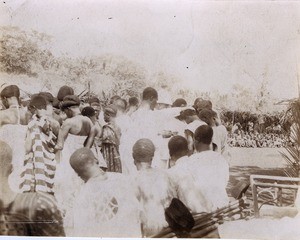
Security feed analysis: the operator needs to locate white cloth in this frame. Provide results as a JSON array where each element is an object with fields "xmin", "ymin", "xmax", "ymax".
[
  {"xmin": 213, "ymin": 125, "xmax": 230, "ymax": 161},
  {"xmin": 186, "ymin": 119, "xmax": 206, "ymax": 133},
  {"xmin": 187, "ymin": 151, "xmax": 230, "ymax": 211},
  {"xmin": 133, "ymin": 168, "xmax": 177, "ymax": 236},
  {"xmin": 116, "ymin": 114, "xmax": 134, "ymax": 174},
  {"xmin": 53, "ymin": 134, "xmax": 86, "ymax": 231},
  {"xmin": 73, "ymin": 173, "xmax": 141, "ymax": 237},
  {"xmin": 168, "ymin": 155, "xmax": 211, "ymax": 213},
  {"xmin": 0, "ymin": 124, "xmax": 27, "ymax": 192},
  {"xmin": 119, "ymin": 108, "xmax": 165, "ymax": 174}
]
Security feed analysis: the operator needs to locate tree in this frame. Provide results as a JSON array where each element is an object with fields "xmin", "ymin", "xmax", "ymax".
[
  {"xmin": 0, "ymin": 26, "xmax": 54, "ymax": 77},
  {"xmin": 281, "ymin": 99, "xmax": 300, "ymax": 177}
]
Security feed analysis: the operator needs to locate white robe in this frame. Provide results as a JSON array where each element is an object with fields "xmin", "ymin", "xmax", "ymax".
[
  {"xmin": 187, "ymin": 151, "xmax": 230, "ymax": 211},
  {"xmin": 72, "ymin": 173, "xmax": 141, "ymax": 237},
  {"xmin": 133, "ymin": 168, "xmax": 177, "ymax": 236},
  {"xmin": 168, "ymin": 155, "xmax": 212, "ymax": 213},
  {"xmin": 53, "ymin": 134, "xmax": 86, "ymax": 233}
]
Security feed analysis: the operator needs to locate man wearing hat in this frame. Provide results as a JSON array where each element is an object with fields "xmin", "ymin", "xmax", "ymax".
[
  {"xmin": 176, "ymin": 108, "xmax": 206, "ymax": 154},
  {"xmin": 69, "ymin": 147, "xmax": 141, "ymax": 237},
  {"xmin": 132, "ymin": 138, "xmax": 177, "ymax": 237},
  {"xmin": 0, "ymin": 85, "xmax": 28, "ymax": 126}
]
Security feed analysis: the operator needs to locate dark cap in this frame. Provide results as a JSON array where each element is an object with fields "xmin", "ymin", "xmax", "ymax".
[
  {"xmin": 172, "ymin": 98, "xmax": 187, "ymax": 108},
  {"xmin": 81, "ymin": 106, "xmax": 96, "ymax": 117},
  {"xmin": 0, "ymin": 85, "xmax": 20, "ymax": 99},
  {"xmin": 176, "ymin": 108, "xmax": 197, "ymax": 120}
]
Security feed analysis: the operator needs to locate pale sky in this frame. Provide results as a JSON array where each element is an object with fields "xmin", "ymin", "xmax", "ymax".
[{"xmin": 1, "ymin": 0, "xmax": 300, "ymax": 99}]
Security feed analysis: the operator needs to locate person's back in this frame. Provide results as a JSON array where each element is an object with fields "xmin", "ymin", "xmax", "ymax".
[
  {"xmin": 0, "ymin": 107, "xmax": 28, "ymax": 126},
  {"xmin": 69, "ymin": 148, "xmax": 141, "ymax": 237},
  {"xmin": 189, "ymin": 125, "xmax": 230, "ymax": 211},
  {"xmin": 132, "ymin": 138, "xmax": 177, "ymax": 236},
  {"xmin": 134, "ymin": 168, "xmax": 176, "ymax": 235},
  {"xmin": 73, "ymin": 172, "xmax": 141, "ymax": 237},
  {"xmin": 188, "ymin": 151, "xmax": 229, "ymax": 209},
  {"xmin": 167, "ymin": 136, "xmax": 211, "ymax": 213},
  {"xmin": 0, "ymin": 85, "xmax": 28, "ymax": 127}
]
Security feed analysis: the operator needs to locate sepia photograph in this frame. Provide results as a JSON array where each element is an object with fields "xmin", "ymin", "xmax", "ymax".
[{"xmin": 0, "ymin": 0, "xmax": 300, "ymax": 239}]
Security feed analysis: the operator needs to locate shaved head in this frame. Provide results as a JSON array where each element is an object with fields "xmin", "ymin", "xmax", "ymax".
[
  {"xmin": 70, "ymin": 147, "xmax": 97, "ymax": 182},
  {"xmin": 168, "ymin": 136, "xmax": 188, "ymax": 158},
  {"xmin": 132, "ymin": 138, "xmax": 155, "ymax": 163}
]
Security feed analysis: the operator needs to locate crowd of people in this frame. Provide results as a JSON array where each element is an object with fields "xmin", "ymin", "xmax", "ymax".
[
  {"xmin": 227, "ymin": 132, "xmax": 290, "ymax": 148},
  {"xmin": 0, "ymin": 84, "xmax": 298, "ymax": 239},
  {"xmin": 223, "ymin": 112, "xmax": 291, "ymax": 148},
  {"xmin": 0, "ymin": 84, "xmax": 231, "ymax": 237}
]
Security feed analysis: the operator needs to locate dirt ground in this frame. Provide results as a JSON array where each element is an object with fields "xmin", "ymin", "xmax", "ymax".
[
  {"xmin": 227, "ymin": 147, "xmax": 295, "ymax": 206},
  {"xmin": 228, "ymin": 147, "xmax": 287, "ymax": 168}
]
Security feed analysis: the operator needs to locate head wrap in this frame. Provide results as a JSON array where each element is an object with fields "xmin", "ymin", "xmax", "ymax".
[
  {"xmin": 132, "ymin": 138, "xmax": 155, "ymax": 162},
  {"xmin": 61, "ymin": 95, "xmax": 80, "ymax": 110},
  {"xmin": 39, "ymin": 92, "xmax": 54, "ymax": 104},
  {"xmin": 88, "ymin": 96, "xmax": 100, "ymax": 105},
  {"xmin": 104, "ymin": 104, "xmax": 118, "ymax": 117},
  {"xmin": 57, "ymin": 86, "xmax": 74, "ymax": 101},
  {"xmin": 29, "ymin": 95, "xmax": 47, "ymax": 110},
  {"xmin": 0, "ymin": 85, "xmax": 20, "ymax": 99}
]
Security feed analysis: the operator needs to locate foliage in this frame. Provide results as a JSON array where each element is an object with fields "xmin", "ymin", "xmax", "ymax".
[
  {"xmin": 0, "ymin": 26, "xmax": 54, "ymax": 77},
  {"xmin": 0, "ymin": 26, "xmax": 284, "ymax": 114},
  {"xmin": 280, "ymin": 100, "xmax": 300, "ymax": 177}
]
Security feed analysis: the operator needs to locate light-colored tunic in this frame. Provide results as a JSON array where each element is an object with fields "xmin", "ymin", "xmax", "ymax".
[{"xmin": 72, "ymin": 173, "xmax": 141, "ymax": 237}]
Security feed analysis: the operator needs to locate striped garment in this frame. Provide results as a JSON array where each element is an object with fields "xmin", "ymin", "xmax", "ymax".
[
  {"xmin": 0, "ymin": 206, "xmax": 31, "ymax": 236},
  {"xmin": 19, "ymin": 115, "xmax": 57, "ymax": 193},
  {"xmin": 101, "ymin": 123, "xmax": 122, "ymax": 173},
  {"xmin": 9, "ymin": 192, "xmax": 65, "ymax": 236}
]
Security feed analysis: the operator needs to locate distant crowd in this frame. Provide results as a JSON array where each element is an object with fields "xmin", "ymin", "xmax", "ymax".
[
  {"xmin": 227, "ymin": 132, "xmax": 289, "ymax": 148},
  {"xmin": 226, "ymin": 122, "xmax": 289, "ymax": 148}
]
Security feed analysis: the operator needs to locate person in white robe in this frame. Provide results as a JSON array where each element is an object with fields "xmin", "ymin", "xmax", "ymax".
[
  {"xmin": 132, "ymin": 138, "xmax": 177, "ymax": 237},
  {"xmin": 69, "ymin": 148, "xmax": 141, "ymax": 237},
  {"xmin": 187, "ymin": 125, "xmax": 230, "ymax": 211}
]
